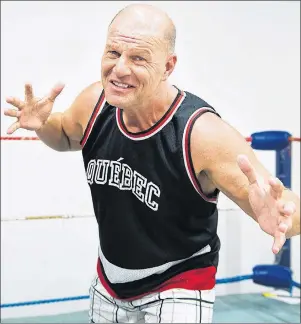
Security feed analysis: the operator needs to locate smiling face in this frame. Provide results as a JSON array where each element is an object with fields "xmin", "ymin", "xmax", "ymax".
[{"xmin": 101, "ymin": 5, "xmax": 177, "ymax": 110}]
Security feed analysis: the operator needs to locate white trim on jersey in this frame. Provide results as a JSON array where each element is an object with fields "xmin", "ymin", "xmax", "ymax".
[
  {"xmin": 98, "ymin": 243, "xmax": 211, "ymax": 284},
  {"xmin": 115, "ymin": 92, "xmax": 186, "ymax": 141},
  {"xmin": 182, "ymin": 107, "xmax": 219, "ymax": 204},
  {"xmin": 81, "ymin": 94, "xmax": 107, "ymax": 148}
]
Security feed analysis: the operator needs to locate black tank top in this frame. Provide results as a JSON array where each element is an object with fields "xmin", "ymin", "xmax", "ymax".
[{"xmin": 80, "ymin": 86, "xmax": 221, "ymax": 299}]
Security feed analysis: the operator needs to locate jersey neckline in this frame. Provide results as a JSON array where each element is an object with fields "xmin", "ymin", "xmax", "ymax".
[{"xmin": 116, "ymin": 87, "xmax": 186, "ymax": 141}]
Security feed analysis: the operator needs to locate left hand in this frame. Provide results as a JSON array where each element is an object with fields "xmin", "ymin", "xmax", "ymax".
[{"xmin": 237, "ymin": 154, "xmax": 295, "ymax": 254}]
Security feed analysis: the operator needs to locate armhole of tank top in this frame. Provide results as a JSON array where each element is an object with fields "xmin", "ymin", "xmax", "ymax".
[
  {"xmin": 182, "ymin": 107, "xmax": 220, "ymax": 204},
  {"xmin": 80, "ymin": 89, "xmax": 106, "ymax": 148}
]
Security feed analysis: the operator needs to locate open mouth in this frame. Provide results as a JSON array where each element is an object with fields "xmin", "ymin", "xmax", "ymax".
[{"xmin": 110, "ymin": 81, "xmax": 134, "ymax": 89}]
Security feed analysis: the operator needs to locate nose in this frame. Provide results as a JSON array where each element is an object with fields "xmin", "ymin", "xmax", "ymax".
[{"xmin": 113, "ymin": 55, "xmax": 131, "ymax": 78}]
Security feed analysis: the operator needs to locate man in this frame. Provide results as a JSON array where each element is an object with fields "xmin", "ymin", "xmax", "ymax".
[{"xmin": 4, "ymin": 4, "xmax": 300, "ymax": 323}]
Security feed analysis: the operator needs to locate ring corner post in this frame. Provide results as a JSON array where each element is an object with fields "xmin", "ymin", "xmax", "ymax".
[
  {"xmin": 274, "ymin": 133, "xmax": 292, "ymax": 272},
  {"xmin": 249, "ymin": 131, "xmax": 293, "ymax": 293}
]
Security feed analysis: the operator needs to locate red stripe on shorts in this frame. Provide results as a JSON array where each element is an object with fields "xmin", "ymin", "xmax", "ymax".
[{"xmin": 96, "ymin": 258, "xmax": 216, "ymax": 301}]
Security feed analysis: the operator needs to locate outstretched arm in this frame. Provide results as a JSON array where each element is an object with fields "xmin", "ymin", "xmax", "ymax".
[
  {"xmin": 190, "ymin": 112, "xmax": 300, "ymax": 254},
  {"xmin": 35, "ymin": 82, "xmax": 103, "ymax": 151},
  {"xmin": 5, "ymin": 81, "xmax": 103, "ymax": 151}
]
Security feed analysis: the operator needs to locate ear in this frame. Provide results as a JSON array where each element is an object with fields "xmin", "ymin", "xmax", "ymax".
[{"xmin": 162, "ymin": 54, "xmax": 177, "ymax": 81}]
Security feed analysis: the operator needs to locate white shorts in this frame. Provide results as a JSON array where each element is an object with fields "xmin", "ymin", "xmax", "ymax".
[{"xmin": 89, "ymin": 275, "xmax": 216, "ymax": 323}]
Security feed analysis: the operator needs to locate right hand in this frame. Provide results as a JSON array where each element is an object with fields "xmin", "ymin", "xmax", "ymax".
[{"xmin": 4, "ymin": 83, "xmax": 65, "ymax": 134}]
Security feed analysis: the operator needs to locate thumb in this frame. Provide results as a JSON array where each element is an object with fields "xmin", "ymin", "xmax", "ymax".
[
  {"xmin": 237, "ymin": 154, "xmax": 257, "ymax": 185},
  {"xmin": 47, "ymin": 83, "xmax": 65, "ymax": 102}
]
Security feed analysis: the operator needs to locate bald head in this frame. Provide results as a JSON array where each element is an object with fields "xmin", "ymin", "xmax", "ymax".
[{"xmin": 109, "ymin": 4, "xmax": 176, "ymax": 53}]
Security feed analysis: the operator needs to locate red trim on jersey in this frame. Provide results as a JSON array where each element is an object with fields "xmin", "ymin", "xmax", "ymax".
[
  {"xmin": 96, "ymin": 258, "xmax": 216, "ymax": 301},
  {"xmin": 116, "ymin": 91, "xmax": 184, "ymax": 139},
  {"xmin": 184, "ymin": 109, "xmax": 218, "ymax": 202},
  {"xmin": 80, "ymin": 92, "xmax": 105, "ymax": 147}
]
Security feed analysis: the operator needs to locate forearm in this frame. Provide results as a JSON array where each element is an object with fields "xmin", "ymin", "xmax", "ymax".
[{"xmin": 35, "ymin": 112, "xmax": 71, "ymax": 152}]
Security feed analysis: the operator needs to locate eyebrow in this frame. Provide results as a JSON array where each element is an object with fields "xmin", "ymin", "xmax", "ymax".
[{"xmin": 131, "ymin": 48, "xmax": 152, "ymax": 56}]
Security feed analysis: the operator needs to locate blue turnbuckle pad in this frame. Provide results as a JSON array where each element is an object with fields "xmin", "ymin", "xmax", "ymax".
[
  {"xmin": 250, "ymin": 131, "xmax": 292, "ymax": 151},
  {"xmin": 252, "ymin": 264, "xmax": 292, "ymax": 289}
]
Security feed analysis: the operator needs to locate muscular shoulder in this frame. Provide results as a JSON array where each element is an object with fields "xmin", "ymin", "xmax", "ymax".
[
  {"xmin": 189, "ymin": 111, "xmax": 247, "ymax": 174},
  {"xmin": 71, "ymin": 81, "xmax": 103, "ymax": 126},
  {"xmin": 189, "ymin": 107, "xmax": 275, "ymax": 217},
  {"xmin": 62, "ymin": 81, "xmax": 103, "ymax": 141}
]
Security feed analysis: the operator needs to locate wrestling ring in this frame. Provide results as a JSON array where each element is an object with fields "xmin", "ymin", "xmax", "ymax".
[{"xmin": 1, "ymin": 130, "xmax": 300, "ymax": 323}]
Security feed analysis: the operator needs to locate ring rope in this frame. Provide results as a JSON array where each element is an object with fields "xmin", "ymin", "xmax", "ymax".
[
  {"xmin": 1, "ymin": 275, "xmax": 299, "ymax": 308},
  {"xmin": 1, "ymin": 136, "xmax": 301, "ymax": 142}
]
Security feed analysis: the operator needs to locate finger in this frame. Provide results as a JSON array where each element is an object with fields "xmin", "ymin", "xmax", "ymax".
[
  {"xmin": 278, "ymin": 222, "xmax": 289, "ymax": 233},
  {"xmin": 279, "ymin": 218, "xmax": 292, "ymax": 234},
  {"xmin": 237, "ymin": 154, "xmax": 257, "ymax": 185},
  {"xmin": 268, "ymin": 177, "xmax": 284, "ymax": 199},
  {"xmin": 6, "ymin": 97, "xmax": 24, "ymax": 110},
  {"xmin": 272, "ymin": 229, "xmax": 286, "ymax": 254},
  {"xmin": 42, "ymin": 83, "xmax": 65, "ymax": 103},
  {"xmin": 6, "ymin": 121, "xmax": 20, "ymax": 135},
  {"xmin": 4, "ymin": 109, "xmax": 22, "ymax": 118},
  {"xmin": 284, "ymin": 201, "xmax": 296, "ymax": 215},
  {"xmin": 25, "ymin": 83, "xmax": 34, "ymax": 102},
  {"xmin": 277, "ymin": 201, "xmax": 296, "ymax": 216},
  {"xmin": 273, "ymin": 214, "xmax": 293, "ymax": 254}
]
